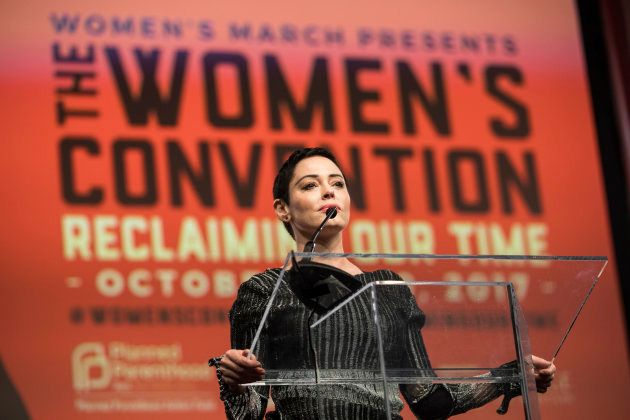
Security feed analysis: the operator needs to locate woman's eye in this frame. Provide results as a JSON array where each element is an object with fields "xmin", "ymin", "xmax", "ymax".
[
  {"xmin": 333, "ymin": 181, "xmax": 345, "ymax": 188},
  {"xmin": 302, "ymin": 182, "xmax": 317, "ymax": 190}
]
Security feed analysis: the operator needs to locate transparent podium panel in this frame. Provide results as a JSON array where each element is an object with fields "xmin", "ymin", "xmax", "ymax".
[
  {"xmin": 246, "ymin": 253, "xmax": 606, "ymax": 419},
  {"xmin": 312, "ymin": 281, "xmax": 540, "ymax": 419},
  {"xmin": 310, "ymin": 281, "xmax": 519, "ymax": 382}
]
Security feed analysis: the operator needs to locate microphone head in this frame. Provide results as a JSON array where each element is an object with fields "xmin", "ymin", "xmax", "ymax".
[{"xmin": 326, "ymin": 207, "xmax": 338, "ymax": 219}]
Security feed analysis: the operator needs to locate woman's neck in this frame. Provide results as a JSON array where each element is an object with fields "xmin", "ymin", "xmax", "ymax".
[
  {"xmin": 296, "ymin": 231, "xmax": 343, "ymax": 254},
  {"xmin": 294, "ymin": 233, "xmax": 362, "ymax": 275}
]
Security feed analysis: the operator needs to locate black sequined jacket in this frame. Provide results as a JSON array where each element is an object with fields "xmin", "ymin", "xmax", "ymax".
[{"xmin": 220, "ymin": 268, "xmax": 507, "ymax": 420}]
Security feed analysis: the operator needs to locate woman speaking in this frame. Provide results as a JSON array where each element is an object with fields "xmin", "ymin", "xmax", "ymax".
[{"xmin": 210, "ymin": 147, "xmax": 555, "ymax": 419}]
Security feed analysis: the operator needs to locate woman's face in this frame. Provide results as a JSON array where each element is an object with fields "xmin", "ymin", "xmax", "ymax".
[{"xmin": 275, "ymin": 156, "xmax": 351, "ymax": 240}]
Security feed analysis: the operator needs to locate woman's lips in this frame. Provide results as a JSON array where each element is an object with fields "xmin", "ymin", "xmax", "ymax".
[{"xmin": 319, "ymin": 205, "xmax": 339, "ymax": 212}]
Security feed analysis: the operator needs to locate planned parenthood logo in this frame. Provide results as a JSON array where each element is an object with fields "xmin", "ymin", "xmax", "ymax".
[{"xmin": 72, "ymin": 342, "xmax": 112, "ymax": 391}]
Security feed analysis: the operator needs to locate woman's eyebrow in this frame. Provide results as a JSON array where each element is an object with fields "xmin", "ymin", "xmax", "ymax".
[
  {"xmin": 293, "ymin": 173, "xmax": 343, "ymax": 185},
  {"xmin": 293, "ymin": 174, "xmax": 318, "ymax": 185}
]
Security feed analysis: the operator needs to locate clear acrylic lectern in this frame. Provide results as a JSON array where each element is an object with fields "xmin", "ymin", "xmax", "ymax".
[{"xmin": 246, "ymin": 253, "xmax": 607, "ymax": 420}]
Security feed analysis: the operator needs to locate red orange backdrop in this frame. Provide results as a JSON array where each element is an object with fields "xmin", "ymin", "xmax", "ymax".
[{"xmin": 1, "ymin": 0, "xmax": 629, "ymax": 418}]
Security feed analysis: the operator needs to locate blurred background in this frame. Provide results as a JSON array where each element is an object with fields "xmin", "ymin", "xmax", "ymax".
[{"xmin": 1, "ymin": 0, "xmax": 629, "ymax": 418}]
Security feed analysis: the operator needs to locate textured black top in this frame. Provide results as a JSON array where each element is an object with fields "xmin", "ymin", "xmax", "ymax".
[{"xmin": 221, "ymin": 268, "xmax": 504, "ymax": 420}]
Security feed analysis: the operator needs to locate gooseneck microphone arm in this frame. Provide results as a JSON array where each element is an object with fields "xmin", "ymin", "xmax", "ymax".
[{"xmin": 303, "ymin": 207, "xmax": 337, "ymax": 256}]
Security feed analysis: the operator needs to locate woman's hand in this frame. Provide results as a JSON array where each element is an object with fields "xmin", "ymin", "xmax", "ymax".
[
  {"xmin": 219, "ymin": 349, "xmax": 266, "ymax": 394},
  {"xmin": 531, "ymin": 355, "xmax": 556, "ymax": 393}
]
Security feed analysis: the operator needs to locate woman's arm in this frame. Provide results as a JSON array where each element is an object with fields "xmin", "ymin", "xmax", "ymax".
[
  {"xmin": 395, "ymin": 281, "xmax": 502, "ymax": 419},
  {"xmin": 398, "ymin": 286, "xmax": 555, "ymax": 419},
  {"xmin": 214, "ymin": 273, "xmax": 274, "ymax": 420},
  {"xmin": 399, "ymin": 319, "xmax": 506, "ymax": 419}
]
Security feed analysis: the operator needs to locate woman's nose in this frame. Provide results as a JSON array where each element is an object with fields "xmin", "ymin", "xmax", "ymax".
[{"xmin": 322, "ymin": 187, "xmax": 335, "ymax": 199}]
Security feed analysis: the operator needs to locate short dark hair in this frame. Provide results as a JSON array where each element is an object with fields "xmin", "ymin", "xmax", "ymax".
[{"xmin": 273, "ymin": 147, "xmax": 343, "ymax": 238}]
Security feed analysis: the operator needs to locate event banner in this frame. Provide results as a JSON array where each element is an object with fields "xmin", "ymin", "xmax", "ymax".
[{"xmin": 1, "ymin": 0, "xmax": 629, "ymax": 418}]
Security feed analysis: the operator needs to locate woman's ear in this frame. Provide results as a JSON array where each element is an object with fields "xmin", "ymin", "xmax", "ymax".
[{"xmin": 273, "ymin": 199, "xmax": 290, "ymax": 223}]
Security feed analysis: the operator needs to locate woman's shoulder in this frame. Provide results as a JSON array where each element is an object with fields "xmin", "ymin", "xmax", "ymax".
[
  {"xmin": 231, "ymin": 268, "xmax": 284, "ymax": 314},
  {"xmin": 358, "ymin": 268, "xmax": 404, "ymax": 282},
  {"xmin": 238, "ymin": 268, "xmax": 284, "ymax": 293},
  {"xmin": 249, "ymin": 267, "xmax": 284, "ymax": 282}
]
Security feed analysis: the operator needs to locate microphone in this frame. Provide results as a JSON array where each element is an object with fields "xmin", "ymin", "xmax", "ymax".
[{"xmin": 303, "ymin": 207, "xmax": 337, "ymax": 255}]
